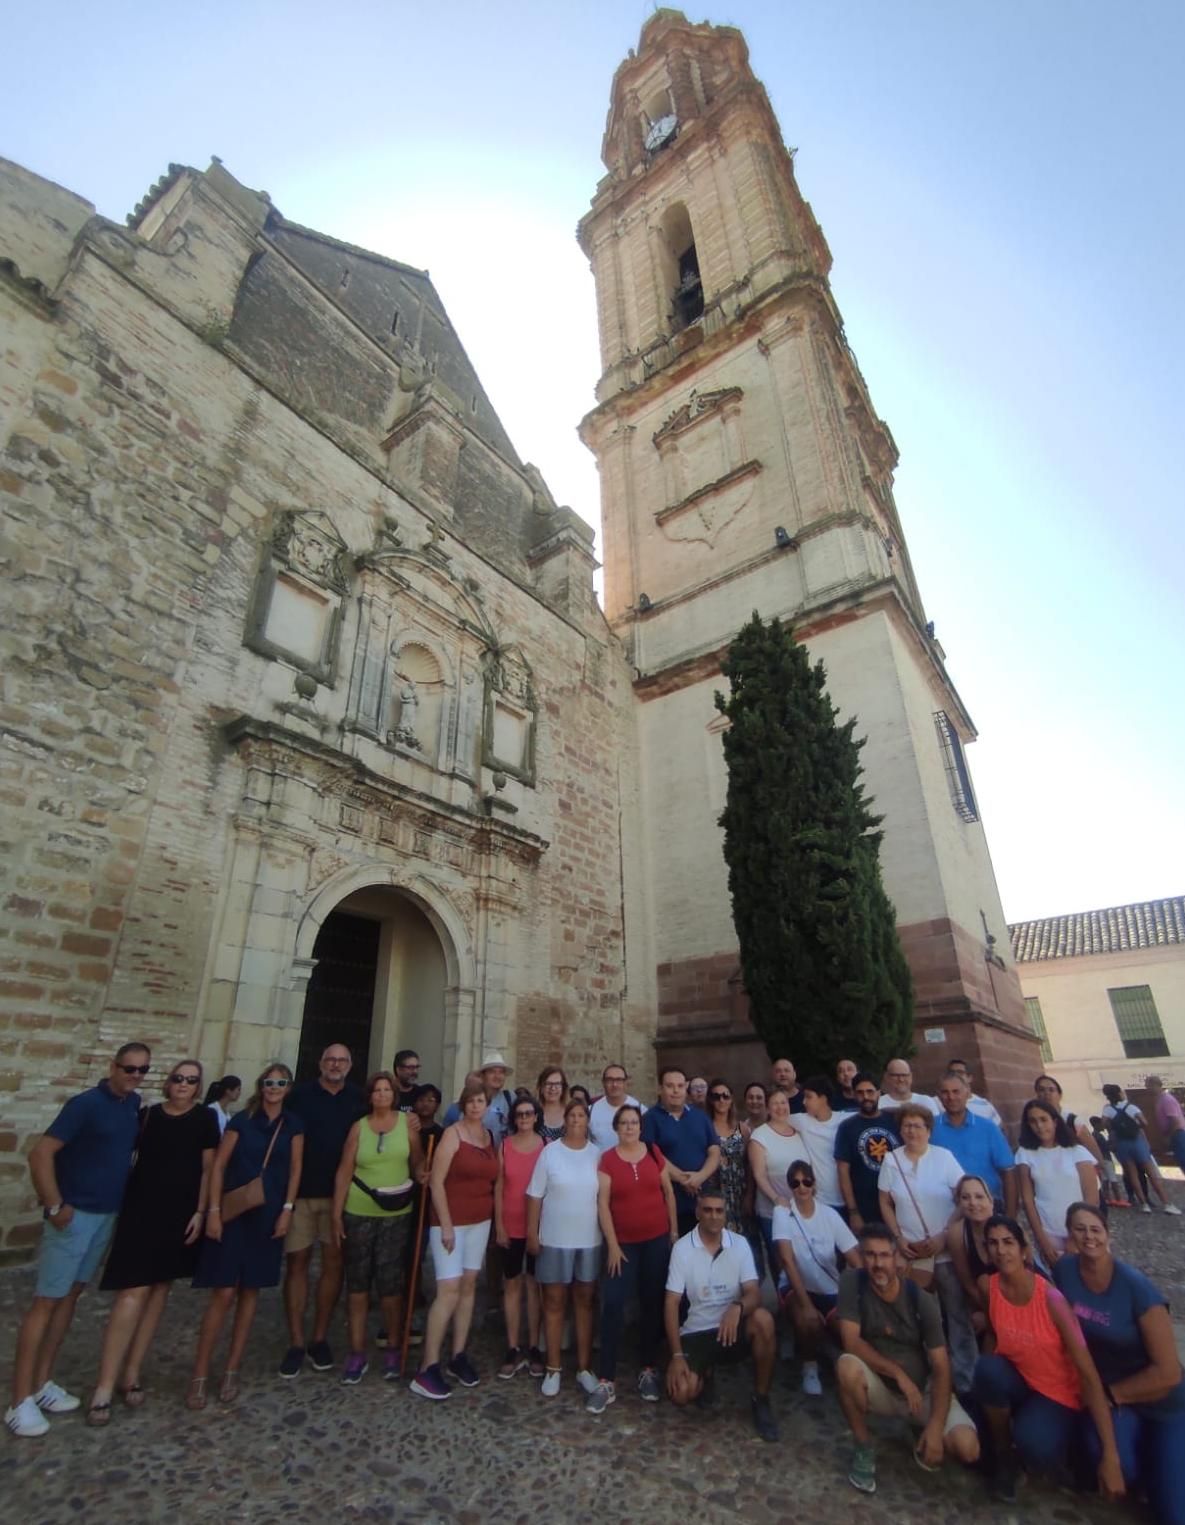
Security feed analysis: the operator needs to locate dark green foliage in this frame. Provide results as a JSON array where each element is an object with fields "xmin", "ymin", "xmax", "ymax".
[{"xmin": 715, "ymin": 613, "xmax": 914, "ymax": 1077}]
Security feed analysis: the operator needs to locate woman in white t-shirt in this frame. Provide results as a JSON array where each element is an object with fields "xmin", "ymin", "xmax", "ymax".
[
  {"xmin": 747, "ymin": 1087, "xmax": 809, "ymax": 1276},
  {"xmin": 771, "ymin": 1161, "xmax": 859, "ymax": 1396},
  {"xmin": 878, "ymin": 1104, "xmax": 963, "ymax": 1289},
  {"xmin": 526, "ymin": 1097, "xmax": 602, "ymax": 1398},
  {"xmin": 1015, "ymin": 1099, "xmax": 1098, "ymax": 1266}
]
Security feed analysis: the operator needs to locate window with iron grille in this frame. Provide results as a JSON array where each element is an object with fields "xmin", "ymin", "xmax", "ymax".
[
  {"xmin": 933, "ymin": 710, "xmax": 979, "ymax": 822},
  {"xmin": 1107, "ymin": 985, "xmax": 1169, "ymax": 1059},
  {"xmin": 1024, "ymin": 996, "xmax": 1053, "ymax": 1063}
]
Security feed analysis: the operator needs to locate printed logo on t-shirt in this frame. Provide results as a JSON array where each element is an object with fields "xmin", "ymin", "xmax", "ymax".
[
  {"xmin": 856, "ymin": 1125, "xmax": 895, "ymax": 1171},
  {"xmin": 1072, "ymin": 1300, "xmax": 1111, "ymax": 1328}
]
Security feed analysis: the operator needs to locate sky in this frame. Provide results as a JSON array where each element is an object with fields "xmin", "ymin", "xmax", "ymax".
[{"xmin": 4, "ymin": 0, "xmax": 1183, "ymax": 924}]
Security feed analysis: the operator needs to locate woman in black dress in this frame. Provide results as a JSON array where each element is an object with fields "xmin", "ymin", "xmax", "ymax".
[
  {"xmin": 188, "ymin": 1062, "xmax": 304, "ymax": 1408},
  {"xmin": 86, "ymin": 1058, "xmax": 219, "ymax": 1425}
]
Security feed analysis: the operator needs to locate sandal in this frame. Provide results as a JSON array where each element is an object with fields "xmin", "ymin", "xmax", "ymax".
[
  {"xmin": 218, "ymin": 1370, "xmax": 239, "ymax": 1404},
  {"xmin": 185, "ymin": 1377, "xmax": 208, "ymax": 1412},
  {"xmin": 120, "ymin": 1383, "xmax": 145, "ymax": 1409},
  {"xmin": 85, "ymin": 1401, "xmax": 112, "ymax": 1428}
]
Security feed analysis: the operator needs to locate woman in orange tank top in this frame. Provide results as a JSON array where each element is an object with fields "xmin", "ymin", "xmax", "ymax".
[{"xmin": 970, "ymin": 1214, "xmax": 1123, "ymax": 1506}]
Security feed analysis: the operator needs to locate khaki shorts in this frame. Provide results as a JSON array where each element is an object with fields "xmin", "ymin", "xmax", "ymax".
[
  {"xmin": 286, "ymin": 1198, "xmax": 336, "ymax": 1254},
  {"xmin": 837, "ymin": 1353, "xmax": 973, "ymax": 1435}
]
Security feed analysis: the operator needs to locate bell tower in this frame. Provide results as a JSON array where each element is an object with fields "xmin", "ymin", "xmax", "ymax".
[{"xmin": 579, "ymin": 11, "xmax": 1039, "ymax": 1116}]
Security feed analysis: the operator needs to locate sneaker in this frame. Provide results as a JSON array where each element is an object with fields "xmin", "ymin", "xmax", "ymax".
[
  {"xmin": 848, "ymin": 1441, "xmax": 877, "ymax": 1494},
  {"xmin": 801, "ymin": 1362, "xmax": 823, "ymax": 1397},
  {"xmin": 913, "ymin": 1441, "xmax": 941, "ymax": 1473},
  {"xmin": 576, "ymin": 1368, "xmax": 598, "ymax": 1396},
  {"xmin": 447, "ymin": 1352, "xmax": 480, "ymax": 1388},
  {"xmin": 541, "ymin": 1368, "xmax": 562, "ymax": 1397},
  {"xmin": 383, "ymin": 1349, "xmax": 402, "ymax": 1381},
  {"xmin": 585, "ymin": 1380, "xmax": 615, "ymax": 1415},
  {"xmin": 1163, "ymin": 1203, "xmax": 1182, "ymax": 1216},
  {"xmin": 1141, "ymin": 1202, "xmax": 1153, "ymax": 1214},
  {"xmin": 1111, "ymin": 1197, "xmax": 1131, "ymax": 1208},
  {"xmin": 990, "ymin": 1457, "xmax": 1019, "ymax": 1504},
  {"xmin": 637, "ymin": 1368, "xmax": 662, "ymax": 1403},
  {"xmin": 527, "ymin": 1346, "xmax": 546, "ymax": 1379},
  {"xmin": 33, "ymin": 1381, "xmax": 80, "ymax": 1414},
  {"xmin": 498, "ymin": 1347, "xmax": 526, "ymax": 1380},
  {"xmin": 410, "ymin": 1364, "xmax": 451, "ymax": 1401},
  {"xmin": 278, "ymin": 1346, "xmax": 306, "ymax": 1379},
  {"xmin": 307, "ymin": 1340, "xmax": 334, "ymax": 1371},
  {"xmin": 750, "ymin": 1393, "xmax": 779, "ymax": 1442},
  {"xmin": 341, "ymin": 1354, "xmax": 368, "ymax": 1385},
  {"xmin": 5, "ymin": 1397, "xmax": 49, "ymax": 1437}
]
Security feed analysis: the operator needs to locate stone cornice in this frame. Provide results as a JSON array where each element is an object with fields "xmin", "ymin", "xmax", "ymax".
[{"xmin": 222, "ymin": 715, "xmax": 549, "ymax": 865}]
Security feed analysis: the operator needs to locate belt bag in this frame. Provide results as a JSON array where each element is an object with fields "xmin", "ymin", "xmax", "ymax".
[
  {"xmin": 221, "ymin": 1118, "xmax": 284, "ymax": 1224},
  {"xmin": 352, "ymin": 1176, "xmax": 413, "ymax": 1213}
]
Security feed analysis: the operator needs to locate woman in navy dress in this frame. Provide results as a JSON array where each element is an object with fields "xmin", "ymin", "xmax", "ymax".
[{"xmin": 188, "ymin": 1062, "xmax": 304, "ymax": 1408}]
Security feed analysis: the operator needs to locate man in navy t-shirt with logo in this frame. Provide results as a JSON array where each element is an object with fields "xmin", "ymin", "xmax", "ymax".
[
  {"xmin": 641, "ymin": 1067, "xmax": 720, "ymax": 1235},
  {"xmin": 834, "ymin": 1073, "xmax": 901, "ymax": 1228},
  {"xmin": 6, "ymin": 1042, "xmax": 149, "ymax": 1438}
]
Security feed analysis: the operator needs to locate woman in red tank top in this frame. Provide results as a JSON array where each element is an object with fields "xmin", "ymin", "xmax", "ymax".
[
  {"xmin": 410, "ymin": 1082, "xmax": 497, "ymax": 1401},
  {"xmin": 971, "ymin": 1214, "xmax": 1123, "ymax": 1506},
  {"xmin": 494, "ymin": 1097, "xmax": 545, "ymax": 1378}
]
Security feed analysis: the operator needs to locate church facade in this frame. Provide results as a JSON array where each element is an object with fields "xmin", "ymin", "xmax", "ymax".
[{"xmin": 0, "ymin": 12, "xmax": 1035, "ymax": 1254}]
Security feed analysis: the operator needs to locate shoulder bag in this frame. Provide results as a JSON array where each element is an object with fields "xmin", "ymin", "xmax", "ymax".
[{"xmin": 221, "ymin": 1117, "xmax": 284, "ymax": 1223}]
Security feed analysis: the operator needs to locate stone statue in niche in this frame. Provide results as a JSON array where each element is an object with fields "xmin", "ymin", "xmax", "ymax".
[{"xmin": 391, "ymin": 676, "xmax": 421, "ymax": 749}]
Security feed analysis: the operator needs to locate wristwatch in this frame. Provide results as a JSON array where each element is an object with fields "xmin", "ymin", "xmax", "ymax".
[
  {"xmin": 282, "ymin": 1201, "xmax": 295, "ymax": 1211},
  {"xmin": 46, "ymin": 1203, "xmax": 63, "ymax": 1218}
]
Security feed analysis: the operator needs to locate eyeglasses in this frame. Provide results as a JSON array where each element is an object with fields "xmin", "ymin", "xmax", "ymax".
[
  {"xmin": 118, "ymin": 1064, "xmax": 150, "ymax": 1076},
  {"xmin": 168, "ymin": 1073, "xmax": 201, "ymax": 1085},
  {"xmin": 708, "ymin": 1091, "xmax": 730, "ymax": 1102},
  {"xmin": 398, "ymin": 1061, "xmax": 420, "ymax": 1071},
  {"xmin": 514, "ymin": 1110, "xmax": 536, "ymax": 1121},
  {"xmin": 262, "ymin": 1078, "xmax": 291, "ymax": 1089}
]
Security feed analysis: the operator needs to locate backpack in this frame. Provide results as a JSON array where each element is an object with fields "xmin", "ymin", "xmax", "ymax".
[{"xmin": 1110, "ymin": 1102, "xmax": 1140, "ymax": 1142}]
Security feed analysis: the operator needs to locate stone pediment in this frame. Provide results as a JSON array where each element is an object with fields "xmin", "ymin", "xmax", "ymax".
[
  {"xmin": 654, "ymin": 459, "xmax": 762, "ymax": 547},
  {"xmin": 652, "ymin": 386, "xmax": 743, "ymax": 448}
]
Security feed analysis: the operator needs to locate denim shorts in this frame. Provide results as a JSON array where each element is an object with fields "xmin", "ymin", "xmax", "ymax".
[{"xmin": 35, "ymin": 1208, "xmax": 117, "ymax": 1298}]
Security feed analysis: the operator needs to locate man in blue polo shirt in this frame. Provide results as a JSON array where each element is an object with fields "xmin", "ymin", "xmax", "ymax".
[
  {"xmin": 931, "ymin": 1071, "xmax": 1017, "ymax": 1215},
  {"xmin": 6, "ymin": 1041, "xmax": 149, "ymax": 1438},
  {"xmin": 641, "ymin": 1066, "xmax": 720, "ymax": 1234}
]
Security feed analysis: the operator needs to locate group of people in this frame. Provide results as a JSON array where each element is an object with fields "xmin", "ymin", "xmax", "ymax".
[{"xmin": 5, "ymin": 1042, "xmax": 1183, "ymax": 1521}]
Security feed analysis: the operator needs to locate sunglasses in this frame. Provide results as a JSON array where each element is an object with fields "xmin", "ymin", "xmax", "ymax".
[
  {"xmin": 789, "ymin": 1177, "xmax": 814, "ymax": 1188},
  {"xmin": 168, "ymin": 1073, "xmax": 201, "ymax": 1085},
  {"xmin": 262, "ymin": 1078, "xmax": 291, "ymax": 1089},
  {"xmin": 708, "ymin": 1091, "xmax": 730, "ymax": 1102},
  {"xmin": 118, "ymin": 1064, "xmax": 150, "ymax": 1076},
  {"xmin": 514, "ymin": 1110, "xmax": 536, "ymax": 1121}
]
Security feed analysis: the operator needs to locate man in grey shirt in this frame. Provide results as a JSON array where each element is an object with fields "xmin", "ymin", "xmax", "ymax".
[{"xmin": 835, "ymin": 1222, "xmax": 979, "ymax": 1494}]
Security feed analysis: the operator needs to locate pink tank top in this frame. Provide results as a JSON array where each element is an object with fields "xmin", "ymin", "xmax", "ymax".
[
  {"xmin": 989, "ymin": 1273, "xmax": 1083, "ymax": 1409},
  {"xmin": 500, "ymin": 1137, "xmax": 543, "ymax": 1239}
]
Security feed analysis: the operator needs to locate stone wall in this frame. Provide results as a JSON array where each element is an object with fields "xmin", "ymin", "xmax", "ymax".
[{"xmin": 0, "ymin": 158, "xmax": 642, "ymax": 1257}]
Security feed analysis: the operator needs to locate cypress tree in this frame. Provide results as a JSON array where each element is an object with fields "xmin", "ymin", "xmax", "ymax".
[{"xmin": 715, "ymin": 613, "xmax": 914, "ymax": 1077}]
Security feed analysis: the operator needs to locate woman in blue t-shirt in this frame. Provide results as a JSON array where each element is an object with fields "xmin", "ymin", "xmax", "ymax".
[{"xmin": 1054, "ymin": 1201, "xmax": 1185, "ymax": 1524}]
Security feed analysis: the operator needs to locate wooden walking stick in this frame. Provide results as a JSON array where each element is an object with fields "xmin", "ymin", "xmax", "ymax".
[{"xmin": 401, "ymin": 1133, "xmax": 436, "ymax": 1372}]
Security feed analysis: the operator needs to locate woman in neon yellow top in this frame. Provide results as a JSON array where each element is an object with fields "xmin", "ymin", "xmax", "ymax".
[{"xmin": 332, "ymin": 1071, "xmax": 424, "ymax": 1383}]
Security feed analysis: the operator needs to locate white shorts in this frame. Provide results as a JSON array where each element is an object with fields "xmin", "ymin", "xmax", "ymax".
[{"xmin": 429, "ymin": 1220, "xmax": 491, "ymax": 1279}]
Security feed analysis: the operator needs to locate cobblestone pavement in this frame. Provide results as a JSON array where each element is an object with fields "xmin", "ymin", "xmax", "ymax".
[{"xmin": 1, "ymin": 1195, "xmax": 1181, "ymax": 1525}]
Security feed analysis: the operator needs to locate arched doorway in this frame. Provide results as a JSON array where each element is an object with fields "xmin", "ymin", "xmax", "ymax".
[{"xmin": 296, "ymin": 887, "xmax": 448, "ymax": 1086}]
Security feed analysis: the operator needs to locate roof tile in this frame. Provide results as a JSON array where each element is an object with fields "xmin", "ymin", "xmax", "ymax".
[{"xmin": 1008, "ymin": 896, "xmax": 1185, "ymax": 963}]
